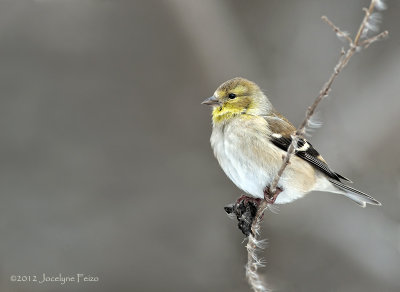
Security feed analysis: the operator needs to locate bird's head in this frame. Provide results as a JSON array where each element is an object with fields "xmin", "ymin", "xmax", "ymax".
[{"xmin": 202, "ymin": 77, "xmax": 273, "ymax": 124}]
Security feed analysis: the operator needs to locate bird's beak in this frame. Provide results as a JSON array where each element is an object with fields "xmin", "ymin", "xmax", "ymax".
[{"xmin": 201, "ymin": 95, "xmax": 220, "ymax": 106}]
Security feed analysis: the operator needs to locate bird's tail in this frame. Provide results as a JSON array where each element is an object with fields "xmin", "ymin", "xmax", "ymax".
[{"xmin": 328, "ymin": 179, "xmax": 381, "ymax": 208}]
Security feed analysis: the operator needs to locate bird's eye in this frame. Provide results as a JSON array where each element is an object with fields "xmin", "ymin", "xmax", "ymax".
[{"xmin": 228, "ymin": 93, "xmax": 236, "ymax": 99}]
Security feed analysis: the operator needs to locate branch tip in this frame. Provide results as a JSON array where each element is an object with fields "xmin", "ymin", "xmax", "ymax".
[{"xmin": 244, "ymin": 1, "xmax": 388, "ymax": 291}]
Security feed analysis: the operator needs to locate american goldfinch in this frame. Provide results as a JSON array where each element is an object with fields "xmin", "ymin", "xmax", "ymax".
[{"xmin": 202, "ymin": 77, "xmax": 381, "ymax": 207}]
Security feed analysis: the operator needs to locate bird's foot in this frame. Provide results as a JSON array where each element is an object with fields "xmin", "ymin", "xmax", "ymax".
[
  {"xmin": 235, "ymin": 194, "xmax": 262, "ymax": 205},
  {"xmin": 224, "ymin": 190, "xmax": 282, "ymax": 236},
  {"xmin": 263, "ymin": 186, "xmax": 283, "ymax": 204},
  {"xmin": 225, "ymin": 195, "xmax": 260, "ymax": 237}
]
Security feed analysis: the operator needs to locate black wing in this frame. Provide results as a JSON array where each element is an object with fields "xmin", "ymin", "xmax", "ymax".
[{"xmin": 270, "ymin": 134, "xmax": 352, "ymax": 182}]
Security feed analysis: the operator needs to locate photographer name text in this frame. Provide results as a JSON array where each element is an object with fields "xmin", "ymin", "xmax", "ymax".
[{"xmin": 10, "ymin": 273, "xmax": 99, "ymax": 285}]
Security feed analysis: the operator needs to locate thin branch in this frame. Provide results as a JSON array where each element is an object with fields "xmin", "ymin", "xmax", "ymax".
[
  {"xmin": 361, "ymin": 30, "xmax": 389, "ymax": 48},
  {"xmin": 354, "ymin": 2, "xmax": 376, "ymax": 45},
  {"xmin": 321, "ymin": 15, "xmax": 353, "ymax": 44},
  {"xmin": 245, "ymin": 1, "xmax": 388, "ymax": 291}
]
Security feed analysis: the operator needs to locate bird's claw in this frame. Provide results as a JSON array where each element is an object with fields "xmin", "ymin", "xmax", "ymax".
[
  {"xmin": 225, "ymin": 189, "xmax": 282, "ymax": 236},
  {"xmin": 263, "ymin": 186, "xmax": 283, "ymax": 204}
]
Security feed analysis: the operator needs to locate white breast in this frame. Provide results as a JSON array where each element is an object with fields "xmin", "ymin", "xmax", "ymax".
[
  {"xmin": 210, "ymin": 120, "xmax": 271, "ymax": 199},
  {"xmin": 210, "ymin": 118, "xmax": 314, "ymax": 204}
]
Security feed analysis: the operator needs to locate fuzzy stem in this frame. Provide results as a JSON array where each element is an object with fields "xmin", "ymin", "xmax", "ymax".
[{"xmin": 245, "ymin": 1, "xmax": 388, "ymax": 291}]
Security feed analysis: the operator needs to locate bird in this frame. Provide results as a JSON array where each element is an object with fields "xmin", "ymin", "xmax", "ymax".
[{"xmin": 202, "ymin": 77, "xmax": 381, "ymax": 207}]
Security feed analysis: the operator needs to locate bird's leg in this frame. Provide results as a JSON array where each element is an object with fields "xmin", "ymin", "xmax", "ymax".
[
  {"xmin": 236, "ymin": 194, "xmax": 261, "ymax": 205},
  {"xmin": 236, "ymin": 194, "xmax": 249, "ymax": 204},
  {"xmin": 263, "ymin": 186, "xmax": 283, "ymax": 204}
]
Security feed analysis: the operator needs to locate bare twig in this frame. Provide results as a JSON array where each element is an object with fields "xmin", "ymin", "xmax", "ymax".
[
  {"xmin": 321, "ymin": 15, "xmax": 353, "ymax": 44},
  {"xmin": 245, "ymin": 1, "xmax": 388, "ymax": 291},
  {"xmin": 361, "ymin": 30, "xmax": 389, "ymax": 48},
  {"xmin": 354, "ymin": 2, "xmax": 376, "ymax": 45}
]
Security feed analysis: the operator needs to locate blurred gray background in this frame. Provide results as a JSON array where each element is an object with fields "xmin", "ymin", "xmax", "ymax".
[{"xmin": 0, "ymin": 0, "xmax": 399, "ymax": 291}]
